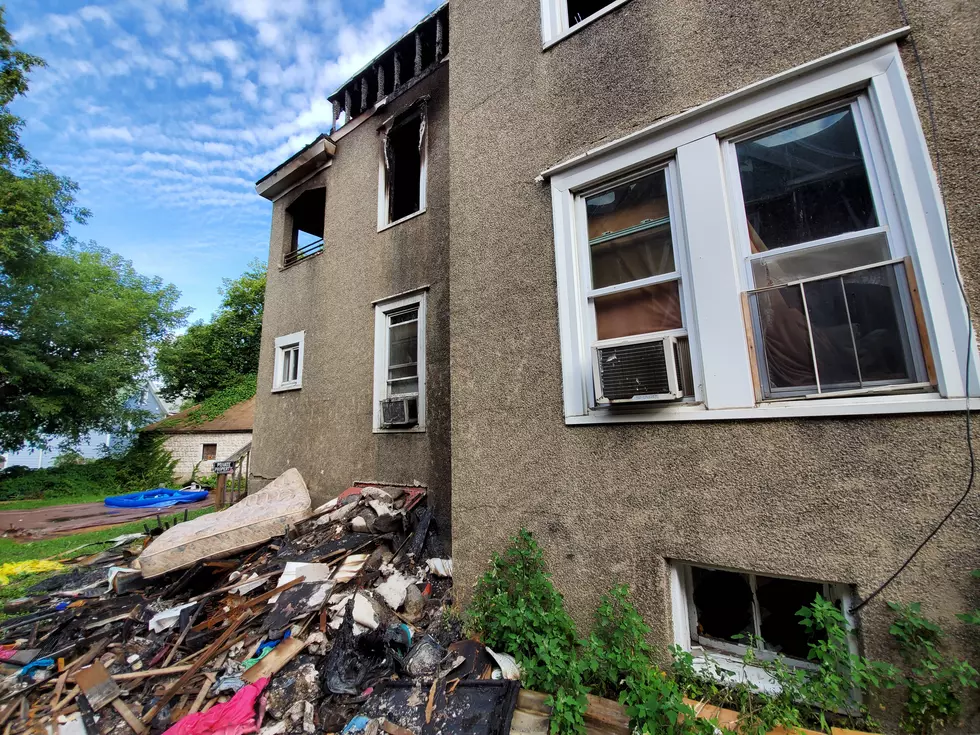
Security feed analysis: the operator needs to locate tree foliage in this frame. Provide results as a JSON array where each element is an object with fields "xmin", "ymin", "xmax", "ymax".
[
  {"xmin": 0, "ymin": 14, "xmax": 187, "ymax": 450},
  {"xmin": 155, "ymin": 260, "xmax": 266, "ymax": 402},
  {"xmin": 0, "ymin": 245, "xmax": 188, "ymax": 450}
]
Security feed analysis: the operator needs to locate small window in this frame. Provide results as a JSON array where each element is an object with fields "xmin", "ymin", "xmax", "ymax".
[
  {"xmin": 202, "ymin": 443, "xmax": 217, "ymax": 461},
  {"xmin": 373, "ymin": 290, "xmax": 427, "ymax": 431},
  {"xmin": 379, "ymin": 109, "xmax": 427, "ymax": 228},
  {"xmin": 272, "ymin": 331, "xmax": 305, "ymax": 392},
  {"xmin": 284, "ymin": 188, "xmax": 325, "ymax": 268},
  {"xmin": 541, "ymin": 0, "xmax": 630, "ymax": 46},
  {"xmin": 732, "ymin": 103, "xmax": 929, "ymax": 399},
  {"xmin": 671, "ymin": 563, "xmax": 856, "ymax": 685}
]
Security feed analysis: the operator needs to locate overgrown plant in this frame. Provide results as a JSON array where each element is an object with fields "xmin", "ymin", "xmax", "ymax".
[
  {"xmin": 583, "ymin": 585, "xmax": 709, "ymax": 734},
  {"xmin": 466, "ymin": 529, "xmax": 588, "ymax": 734},
  {"xmin": 888, "ymin": 601, "xmax": 978, "ymax": 734}
]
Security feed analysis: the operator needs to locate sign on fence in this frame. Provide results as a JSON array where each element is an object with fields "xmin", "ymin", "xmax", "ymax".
[{"xmin": 212, "ymin": 460, "xmax": 235, "ymax": 475}]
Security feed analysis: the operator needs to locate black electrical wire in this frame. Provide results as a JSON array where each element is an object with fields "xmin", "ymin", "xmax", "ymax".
[{"xmin": 850, "ymin": 1, "xmax": 975, "ymax": 614}]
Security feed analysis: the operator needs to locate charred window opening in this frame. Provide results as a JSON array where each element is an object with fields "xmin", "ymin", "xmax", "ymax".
[
  {"xmin": 384, "ymin": 112, "xmax": 425, "ymax": 225},
  {"xmin": 284, "ymin": 188, "xmax": 325, "ymax": 267},
  {"xmin": 685, "ymin": 565, "xmax": 841, "ymax": 661},
  {"xmin": 202, "ymin": 444, "xmax": 217, "ymax": 461},
  {"xmin": 566, "ymin": 0, "xmax": 619, "ymax": 26}
]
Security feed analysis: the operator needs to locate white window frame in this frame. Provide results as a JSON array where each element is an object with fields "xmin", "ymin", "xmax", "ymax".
[
  {"xmin": 540, "ymin": 0, "xmax": 633, "ymax": 49},
  {"xmin": 373, "ymin": 289, "xmax": 427, "ymax": 432},
  {"xmin": 377, "ymin": 108, "xmax": 428, "ymax": 232},
  {"xmin": 548, "ymin": 35, "xmax": 980, "ymax": 425},
  {"xmin": 669, "ymin": 562, "xmax": 858, "ymax": 693},
  {"xmin": 272, "ymin": 331, "xmax": 305, "ymax": 392}
]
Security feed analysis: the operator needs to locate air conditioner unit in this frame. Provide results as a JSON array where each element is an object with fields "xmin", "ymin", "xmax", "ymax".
[
  {"xmin": 592, "ymin": 335, "xmax": 683, "ymax": 404},
  {"xmin": 381, "ymin": 397, "xmax": 415, "ymax": 428}
]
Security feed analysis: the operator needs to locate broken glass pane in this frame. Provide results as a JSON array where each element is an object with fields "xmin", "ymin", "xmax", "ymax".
[
  {"xmin": 691, "ymin": 567, "xmax": 754, "ymax": 644},
  {"xmin": 593, "ymin": 281, "xmax": 682, "ymax": 340},
  {"xmin": 566, "ymin": 0, "xmax": 620, "ymax": 26},
  {"xmin": 736, "ymin": 107, "xmax": 878, "ymax": 251},
  {"xmin": 755, "ymin": 576, "xmax": 825, "ymax": 659},
  {"xmin": 586, "ymin": 170, "xmax": 669, "ymax": 241}
]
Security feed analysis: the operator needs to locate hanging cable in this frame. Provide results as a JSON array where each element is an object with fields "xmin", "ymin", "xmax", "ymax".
[{"xmin": 850, "ymin": 1, "xmax": 975, "ymax": 614}]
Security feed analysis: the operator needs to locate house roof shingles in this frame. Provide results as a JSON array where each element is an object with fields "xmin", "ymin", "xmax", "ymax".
[{"xmin": 143, "ymin": 397, "xmax": 255, "ymax": 435}]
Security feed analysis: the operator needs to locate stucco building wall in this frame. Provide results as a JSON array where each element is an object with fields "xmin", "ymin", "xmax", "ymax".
[
  {"xmin": 251, "ymin": 64, "xmax": 452, "ymax": 534},
  {"xmin": 447, "ymin": 0, "xmax": 980, "ymax": 719},
  {"xmin": 164, "ymin": 432, "xmax": 252, "ymax": 480}
]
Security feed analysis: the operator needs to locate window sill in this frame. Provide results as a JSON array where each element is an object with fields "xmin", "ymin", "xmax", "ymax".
[
  {"xmin": 378, "ymin": 208, "xmax": 426, "ymax": 233},
  {"xmin": 566, "ymin": 392, "xmax": 980, "ymax": 424},
  {"xmin": 541, "ymin": 0, "xmax": 634, "ymax": 51},
  {"xmin": 271, "ymin": 384, "xmax": 302, "ymax": 393},
  {"xmin": 373, "ymin": 426, "xmax": 426, "ymax": 434}
]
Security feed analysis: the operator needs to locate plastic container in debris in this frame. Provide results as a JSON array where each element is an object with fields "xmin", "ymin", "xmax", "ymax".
[{"xmin": 104, "ymin": 488, "xmax": 210, "ymax": 509}]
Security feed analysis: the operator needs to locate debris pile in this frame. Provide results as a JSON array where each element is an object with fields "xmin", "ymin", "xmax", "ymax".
[{"xmin": 0, "ymin": 472, "xmax": 519, "ymax": 735}]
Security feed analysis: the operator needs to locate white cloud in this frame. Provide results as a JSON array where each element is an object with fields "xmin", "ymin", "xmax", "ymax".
[{"xmin": 89, "ymin": 126, "xmax": 136, "ymax": 143}]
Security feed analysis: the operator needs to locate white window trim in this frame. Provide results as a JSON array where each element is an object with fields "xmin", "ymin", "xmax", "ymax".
[
  {"xmin": 373, "ymin": 289, "xmax": 427, "ymax": 433},
  {"xmin": 549, "ymin": 38, "xmax": 980, "ymax": 425},
  {"xmin": 272, "ymin": 331, "xmax": 305, "ymax": 393},
  {"xmin": 669, "ymin": 563, "xmax": 859, "ymax": 693},
  {"xmin": 540, "ymin": 0, "xmax": 633, "ymax": 49},
  {"xmin": 377, "ymin": 110, "xmax": 428, "ymax": 232}
]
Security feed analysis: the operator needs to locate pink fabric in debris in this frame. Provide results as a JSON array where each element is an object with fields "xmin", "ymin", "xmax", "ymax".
[{"xmin": 162, "ymin": 678, "xmax": 269, "ymax": 735}]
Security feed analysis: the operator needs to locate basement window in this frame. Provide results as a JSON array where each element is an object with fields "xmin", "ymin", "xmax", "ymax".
[
  {"xmin": 541, "ymin": 0, "xmax": 631, "ymax": 47},
  {"xmin": 671, "ymin": 563, "xmax": 856, "ymax": 688},
  {"xmin": 202, "ymin": 444, "xmax": 217, "ymax": 461},
  {"xmin": 373, "ymin": 290, "xmax": 427, "ymax": 431},
  {"xmin": 379, "ymin": 108, "xmax": 427, "ymax": 229},
  {"xmin": 272, "ymin": 331, "xmax": 304, "ymax": 392},
  {"xmin": 284, "ymin": 188, "xmax": 325, "ymax": 268}
]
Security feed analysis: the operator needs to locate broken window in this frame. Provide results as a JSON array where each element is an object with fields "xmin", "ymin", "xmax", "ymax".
[
  {"xmin": 566, "ymin": 0, "xmax": 620, "ymax": 27},
  {"xmin": 373, "ymin": 291, "xmax": 426, "ymax": 431},
  {"xmin": 202, "ymin": 444, "xmax": 217, "ymax": 461},
  {"xmin": 272, "ymin": 331, "xmax": 304, "ymax": 392},
  {"xmin": 381, "ymin": 109, "xmax": 426, "ymax": 226},
  {"xmin": 736, "ymin": 104, "xmax": 928, "ymax": 398},
  {"xmin": 675, "ymin": 564, "xmax": 854, "ymax": 663},
  {"xmin": 284, "ymin": 188, "xmax": 325, "ymax": 267}
]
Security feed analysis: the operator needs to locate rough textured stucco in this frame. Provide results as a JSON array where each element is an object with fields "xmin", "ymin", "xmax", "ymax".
[
  {"xmin": 164, "ymin": 432, "xmax": 252, "ymax": 480},
  {"xmin": 448, "ymin": 0, "xmax": 980, "ymax": 727},
  {"xmin": 251, "ymin": 64, "xmax": 452, "ymax": 537}
]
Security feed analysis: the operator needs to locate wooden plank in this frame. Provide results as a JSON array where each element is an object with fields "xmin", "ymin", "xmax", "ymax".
[
  {"xmin": 141, "ymin": 611, "xmax": 251, "ymax": 725},
  {"xmin": 111, "ymin": 699, "xmax": 146, "ymax": 734},
  {"xmin": 189, "ymin": 674, "xmax": 215, "ymax": 715},
  {"xmin": 740, "ymin": 291, "xmax": 764, "ymax": 402},
  {"xmin": 904, "ymin": 256, "xmax": 938, "ymax": 387},
  {"xmin": 242, "ymin": 638, "xmax": 306, "ymax": 684}
]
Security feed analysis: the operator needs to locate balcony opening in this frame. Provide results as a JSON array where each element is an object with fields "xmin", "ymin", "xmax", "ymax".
[{"xmin": 285, "ymin": 187, "xmax": 325, "ymax": 267}]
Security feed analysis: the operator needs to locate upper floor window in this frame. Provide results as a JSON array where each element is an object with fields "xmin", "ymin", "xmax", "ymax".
[
  {"xmin": 272, "ymin": 331, "xmax": 304, "ymax": 392},
  {"xmin": 541, "ymin": 0, "xmax": 631, "ymax": 47},
  {"xmin": 379, "ymin": 107, "xmax": 428, "ymax": 229},
  {"xmin": 547, "ymin": 41, "xmax": 976, "ymax": 424},
  {"xmin": 732, "ymin": 103, "xmax": 928, "ymax": 399},
  {"xmin": 284, "ymin": 188, "xmax": 325, "ymax": 268},
  {"xmin": 373, "ymin": 290, "xmax": 427, "ymax": 431}
]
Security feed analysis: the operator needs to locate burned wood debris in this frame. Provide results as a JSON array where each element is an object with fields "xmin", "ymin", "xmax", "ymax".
[{"xmin": 0, "ymin": 475, "xmax": 518, "ymax": 735}]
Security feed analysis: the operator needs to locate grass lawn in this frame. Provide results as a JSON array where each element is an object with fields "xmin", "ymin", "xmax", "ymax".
[{"xmin": 0, "ymin": 507, "xmax": 215, "ymax": 563}]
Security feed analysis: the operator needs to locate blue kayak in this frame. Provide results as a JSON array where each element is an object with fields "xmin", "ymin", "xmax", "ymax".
[{"xmin": 104, "ymin": 488, "xmax": 210, "ymax": 509}]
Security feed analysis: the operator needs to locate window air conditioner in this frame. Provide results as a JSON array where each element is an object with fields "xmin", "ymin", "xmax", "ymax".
[
  {"xmin": 381, "ymin": 397, "xmax": 414, "ymax": 428},
  {"xmin": 593, "ymin": 335, "xmax": 683, "ymax": 404}
]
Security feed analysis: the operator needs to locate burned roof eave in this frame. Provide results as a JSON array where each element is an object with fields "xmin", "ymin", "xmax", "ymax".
[{"xmin": 255, "ymin": 134, "xmax": 337, "ymax": 201}]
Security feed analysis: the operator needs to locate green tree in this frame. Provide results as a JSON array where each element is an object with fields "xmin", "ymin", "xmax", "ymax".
[
  {"xmin": 155, "ymin": 259, "xmax": 266, "ymax": 402},
  {"xmin": 0, "ymin": 245, "xmax": 188, "ymax": 450}
]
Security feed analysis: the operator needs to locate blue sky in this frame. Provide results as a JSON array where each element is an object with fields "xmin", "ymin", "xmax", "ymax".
[{"xmin": 9, "ymin": 0, "xmax": 442, "ymax": 322}]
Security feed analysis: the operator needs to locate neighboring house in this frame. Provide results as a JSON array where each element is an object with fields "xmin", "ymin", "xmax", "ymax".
[
  {"xmin": 250, "ymin": 0, "xmax": 980, "ymax": 719},
  {"xmin": 1, "ymin": 383, "xmax": 171, "ymax": 469},
  {"xmin": 144, "ymin": 398, "xmax": 254, "ymax": 481}
]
